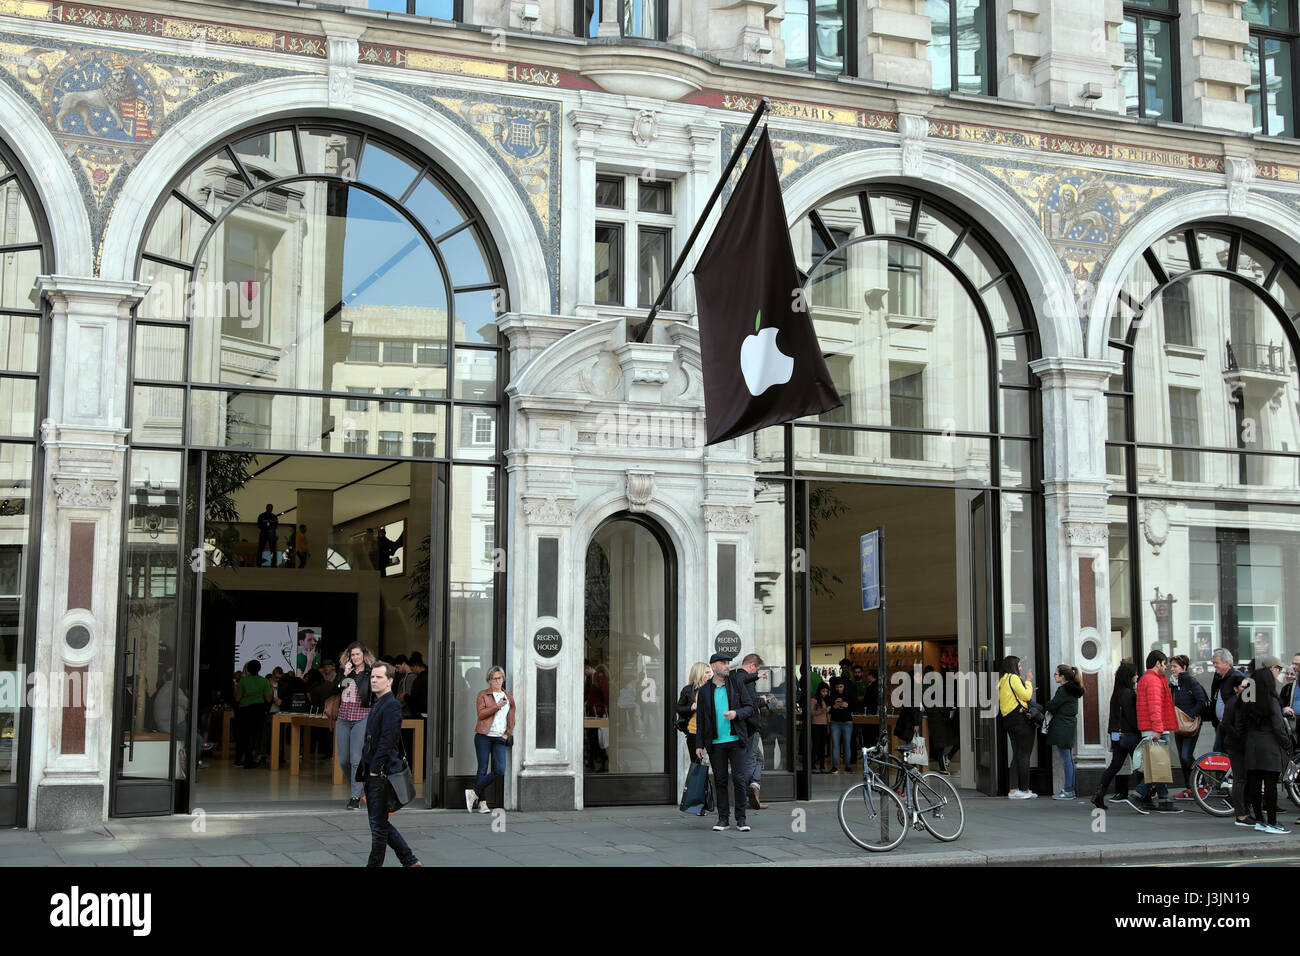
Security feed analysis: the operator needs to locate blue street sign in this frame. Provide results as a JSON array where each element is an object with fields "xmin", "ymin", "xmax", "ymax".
[{"xmin": 860, "ymin": 531, "xmax": 879, "ymax": 612}]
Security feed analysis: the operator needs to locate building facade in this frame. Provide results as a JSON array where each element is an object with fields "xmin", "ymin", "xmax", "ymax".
[{"xmin": 2, "ymin": 0, "xmax": 1299, "ymax": 827}]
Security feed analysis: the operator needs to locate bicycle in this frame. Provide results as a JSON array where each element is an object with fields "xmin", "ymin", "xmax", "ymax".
[
  {"xmin": 1190, "ymin": 748, "xmax": 1300, "ymax": 817},
  {"xmin": 838, "ymin": 742, "xmax": 966, "ymax": 852}
]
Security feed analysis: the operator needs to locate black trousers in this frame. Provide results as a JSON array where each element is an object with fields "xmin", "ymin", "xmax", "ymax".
[
  {"xmin": 1004, "ymin": 712, "xmax": 1035, "ymax": 792},
  {"xmin": 709, "ymin": 741, "xmax": 748, "ymax": 824},
  {"xmin": 1096, "ymin": 733, "xmax": 1139, "ymax": 797},
  {"xmin": 234, "ymin": 704, "xmax": 266, "ymax": 765},
  {"xmin": 686, "ymin": 732, "xmax": 700, "ymax": 764},
  {"xmin": 1247, "ymin": 769, "xmax": 1280, "ymax": 825},
  {"xmin": 811, "ymin": 724, "xmax": 828, "ymax": 768}
]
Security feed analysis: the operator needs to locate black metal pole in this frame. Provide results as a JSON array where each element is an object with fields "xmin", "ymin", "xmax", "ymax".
[
  {"xmin": 630, "ymin": 97, "xmax": 770, "ymax": 344},
  {"xmin": 876, "ymin": 527, "xmax": 887, "ymax": 736}
]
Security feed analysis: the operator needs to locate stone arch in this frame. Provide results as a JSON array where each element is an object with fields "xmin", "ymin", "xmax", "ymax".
[
  {"xmin": 781, "ymin": 147, "xmax": 1082, "ymax": 360},
  {"xmin": 98, "ymin": 75, "xmax": 550, "ymax": 313},
  {"xmin": 0, "ymin": 82, "xmax": 93, "ymax": 276},
  {"xmin": 1086, "ymin": 188, "xmax": 1300, "ymax": 357}
]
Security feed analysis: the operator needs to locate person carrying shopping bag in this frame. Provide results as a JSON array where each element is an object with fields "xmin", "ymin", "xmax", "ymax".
[{"xmin": 1126, "ymin": 650, "xmax": 1182, "ymax": 814}]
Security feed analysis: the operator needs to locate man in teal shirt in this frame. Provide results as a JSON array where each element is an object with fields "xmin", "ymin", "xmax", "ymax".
[{"xmin": 694, "ymin": 652, "xmax": 754, "ymax": 832}]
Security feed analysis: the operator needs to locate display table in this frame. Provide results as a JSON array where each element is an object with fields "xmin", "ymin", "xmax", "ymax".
[{"xmin": 283, "ymin": 715, "xmax": 424, "ymax": 785}]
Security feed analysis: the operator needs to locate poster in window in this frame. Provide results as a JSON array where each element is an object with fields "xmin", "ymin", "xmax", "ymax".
[{"xmin": 235, "ymin": 621, "xmax": 296, "ymax": 675}]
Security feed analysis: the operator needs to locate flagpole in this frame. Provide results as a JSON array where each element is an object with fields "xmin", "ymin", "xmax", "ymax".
[{"xmin": 630, "ymin": 96, "xmax": 770, "ymax": 344}]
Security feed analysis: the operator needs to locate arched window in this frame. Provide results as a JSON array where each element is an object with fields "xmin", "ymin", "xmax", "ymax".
[
  {"xmin": 0, "ymin": 140, "xmax": 51, "ymax": 822},
  {"xmin": 1107, "ymin": 224, "xmax": 1300, "ymax": 669}
]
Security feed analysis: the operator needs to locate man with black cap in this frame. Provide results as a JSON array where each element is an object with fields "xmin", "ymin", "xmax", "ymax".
[{"xmin": 694, "ymin": 652, "xmax": 755, "ymax": 832}]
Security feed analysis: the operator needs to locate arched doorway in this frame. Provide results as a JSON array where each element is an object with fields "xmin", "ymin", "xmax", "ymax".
[
  {"xmin": 0, "ymin": 141, "xmax": 52, "ymax": 827},
  {"xmin": 582, "ymin": 513, "xmax": 677, "ymax": 805},
  {"xmin": 112, "ymin": 121, "xmax": 509, "ymax": 815},
  {"xmin": 752, "ymin": 185, "xmax": 1045, "ymax": 797},
  {"xmin": 1106, "ymin": 223, "xmax": 1300, "ymax": 762}
]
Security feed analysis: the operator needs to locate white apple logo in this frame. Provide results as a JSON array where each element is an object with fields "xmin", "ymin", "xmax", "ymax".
[{"xmin": 739, "ymin": 309, "xmax": 794, "ymax": 396}]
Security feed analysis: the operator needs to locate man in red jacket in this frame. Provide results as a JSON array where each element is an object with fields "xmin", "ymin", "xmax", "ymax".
[{"xmin": 1126, "ymin": 650, "xmax": 1184, "ymax": 814}]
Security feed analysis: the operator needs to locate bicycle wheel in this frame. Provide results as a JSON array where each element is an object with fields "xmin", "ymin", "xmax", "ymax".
[
  {"xmin": 838, "ymin": 780, "xmax": 908, "ymax": 852},
  {"xmin": 1284, "ymin": 762, "xmax": 1300, "ymax": 810},
  {"xmin": 915, "ymin": 771, "xmax": 965, "ymax": 841},
  {"xmin": 1190, "ymin": 758, "xmax": 1234, "ymax": 817}
]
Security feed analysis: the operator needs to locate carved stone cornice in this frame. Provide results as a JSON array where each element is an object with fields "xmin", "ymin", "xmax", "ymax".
[
  {"xmin": 521, "ymin": 495, "xmax": 576, "ymax": 527},
  {"xmin": 702, "ymin": 503, "xmax": 753, "ymax": 532},
  {"xmin": 899, "ymin": 112, "xmax": 929, "ymax": 178},
  {"xmin": 52, "ymin": 475, "xmax": 119, "ymax": 511},
  {"xmin": 1063, "ymin": 521, "xmax": 1108, "ymax": 548}
]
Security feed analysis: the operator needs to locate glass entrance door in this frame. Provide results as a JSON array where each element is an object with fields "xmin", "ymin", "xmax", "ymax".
[
  {"xmin": 969, "ymin": 492, "xmax": 998, "ymax": 796},
  {"xmin": 583, "ymin": 515, "xmax": 675, "ymax": 806}
]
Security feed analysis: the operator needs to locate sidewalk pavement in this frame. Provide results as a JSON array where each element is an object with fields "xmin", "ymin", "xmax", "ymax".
[{"xmin": 2, "ymin": 789, "xmax": 1298, "ymax": 867}]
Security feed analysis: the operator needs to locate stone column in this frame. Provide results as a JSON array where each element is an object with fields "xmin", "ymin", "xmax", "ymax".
[
  {"xmin": 294, "ymin": 488, "xmax": 333, "ymax": 570},
  {"xmin": 1031, "ymin": 356, "xmax": 1121, "ymax": 788},
  {"xmin": 857, "ymin": 0, "xmax": 932, "ymax": 89},
  {"xmin": 597, "ymin": 0, "xmax": 620, "ymax": 37},
  {"xmin": 1179, "ymin": 0, "xmax": 1253, "ymax": 132},
  {"xmin": 567, "ymin": 108, "xmax": 604, "ymax": 319},
  {"xmin": 29, "ymin": 276, "xmax": 148, "ymax": 830},
  {"xmin": 1003, "ymin": 1, "xmax": 1125, "ymax": 111}
]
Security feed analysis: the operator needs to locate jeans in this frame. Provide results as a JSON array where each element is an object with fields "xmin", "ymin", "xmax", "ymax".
[
  {"xmin": 708, "ymin": 741, "xmax": 748, "ymax": 825},
  {"xmin": 1096, "ymin": 733, "xmax": 1139, "ymax": 797},
  {"xmin": 474, "ymin": 733, "xmax": 508, "ymax": 799},
  {"xmin": 1175, "ymin": 733, "xmax": 1197, "ymax": 788},
  {"xmin": 1005, "ymin": 713, "xmax": 1034, "ymax": 792},
  {"xmin": 1228, "ymin": 750, "xmax": 1248, "ymax": 818},
  {"xmin": 830, "ymin": 721, "xmax": 853, "ymax": 769},
  {"xmin": 1053, "ymin": 745, "xmax": 1075, "ymax": 793},
  {"xmin": 741, "ymin": 733, "xmax": 763, "ymax": 790},
  {"xmin": 336, "ymin": 718, "xmax": 368, "ymax": 799},
  {"xmin": 363, "ymin": 776, "xmax": 417, "ymax": 867}
]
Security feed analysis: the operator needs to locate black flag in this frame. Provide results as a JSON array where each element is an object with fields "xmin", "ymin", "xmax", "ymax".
[{"xmin": 693, "ymin": 129, "xmax": 842, "ymax": 446}]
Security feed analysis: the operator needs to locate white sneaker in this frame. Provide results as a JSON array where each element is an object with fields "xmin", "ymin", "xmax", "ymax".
[
  {"xmin": 1023, "ymin": 791, "xmax": 1038, "ymax": 799},
  {"xmin": 464, "ymin": 789, "xmax": 477, "ymax": 812},
  {"xmin": 1008, "ymin": 790, "xmax": 1030, "ymax": 800},
  {"xmin": 478, "ymin": 801, "xmax": 491, "ymax": 814}
]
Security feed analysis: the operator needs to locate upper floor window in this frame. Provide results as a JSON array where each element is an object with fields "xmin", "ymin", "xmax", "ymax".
[
  {"xmin": 1121, "ymin": 1, "xmax": 1180, "ymax": 120},
  {"xmin": 1244, "ymin": 1, "xmax": 1298, "ymax": 136},
  {"xmin": 366, "ymin": 0, "xmax": 461, "ymax": 18},
  {"xmin": 782, "ymin": 0, "xmax": 853, "ymax": 75},
  {"xmin": 594, "ymin": 173, "xmax": 674, "ymax": 309},
  {"xmin": 577, "ymin": 0, "xmax": 669, "ymax": 40},
  {"xmin": 927, "ymin": 0, "xmax": 994, "ymax": 94}
]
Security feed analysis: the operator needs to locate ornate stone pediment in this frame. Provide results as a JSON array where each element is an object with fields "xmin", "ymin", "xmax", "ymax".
[
  {"xmin": 52, "ymin": 475, "xmax": 118, "ymax": 510},
  {"xmin": 521, "ymin": 495, "xmax": 576, "ymax": 526},
  {"xmin": 1063, "ymin": 521, "xmax": 1108, "ymax": 547},
  {"xmin": 702, "ymin": 503, "xmax": 753, "ymax": 532}
]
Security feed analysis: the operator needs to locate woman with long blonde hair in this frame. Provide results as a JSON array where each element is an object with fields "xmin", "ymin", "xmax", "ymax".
[{"xmin": 676, "ymin": 662, "xmax": 712, "ymax": 763}]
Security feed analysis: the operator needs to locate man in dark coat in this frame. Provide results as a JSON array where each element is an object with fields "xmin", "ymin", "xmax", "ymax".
[
  {"xmin": 694, "ymin": 653, "xmax": 755, "ymax": 832},
  {"xmin": 356, "ymin": 662, "xmax": 420, "ymax": 868},
  {"xmin": 1205, "ymin": 649, "xmax": 1245, "ymax": 752}
]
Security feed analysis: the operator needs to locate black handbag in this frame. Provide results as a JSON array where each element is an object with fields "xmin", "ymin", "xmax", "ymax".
[{"xmin": 381, "ymin": 731, "xmax": 416, "ymax": 811}]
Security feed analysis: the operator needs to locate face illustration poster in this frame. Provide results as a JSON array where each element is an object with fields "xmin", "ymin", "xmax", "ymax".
[{"xmin": 235, "ymin": 621, "xmax": 296, "ymax": 676}]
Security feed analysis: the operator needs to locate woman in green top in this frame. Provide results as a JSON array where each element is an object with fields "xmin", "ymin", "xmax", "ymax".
[
  {"xmin": 233, "ymin": 660, "xmax": 272, "ymax": 768},
  {"xmin": 1046, "ymin": 663, "xmax": 1085, "ymax": 800}
]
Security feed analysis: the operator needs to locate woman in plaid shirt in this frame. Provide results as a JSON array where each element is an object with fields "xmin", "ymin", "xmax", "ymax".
[{"xmin": 337, "ymin": 643, "xmax": 376, "ymax": 810}]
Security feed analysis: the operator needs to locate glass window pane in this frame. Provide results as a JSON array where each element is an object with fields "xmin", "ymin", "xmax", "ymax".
[
  {"xmin": 754, "ymin": 425, "xmax": 785, "ymax": 473},
  {"xmin": 0, "ymin": 377, "xmax": 34, "ymax": 437},
  {"xmin": 1265, "ymin": 38, "xmax": 1295, "ymax": 138},
  {"xmin": 454, "ymin": 407, "xmax": 496, "ymax": 460},
  {"xmin": 783, "ymin": 0, "xmax": 810, "ymax": 69},
  {"xmin": 132, "ymin": 386, "xmax": 185, "ymax": 445},
  {"xmin": 405, "ymin": 174, "xmax": 465, "ymax": 240},
  {"xmin": 0, "ymin": 249, "xmax": 39, "ymax": 312},
  {"xmin": 1248, "ymin": 38, "xmax": 1265, "ymax": 134},
  {"xmin": 174, "ymin": 152, "xmax": 240, "ymax": 220},
  {"xmin": 144, "ymin": 196, "xmax": 210, "ymax": 265},
  {"xmin": 997, "ymin": 335, "xmax": 1031, "ymax": 384},
  {"xmin": 298, "ymin": 128, "xmax": 362, "ymax": 178},
  {"xmin": 1144, "ymin": 17, "xmax": 1176, "ymax": 119},
  {"xmin": 595, "ymin": 223, "xmax": 622, "ymax": 305},
  {"xmin": 956, "ymin": 0, "xmax": 989, "ymax": 93},
  {"xmin": 637, "ymin": 227, "xmax": 669, "ymax": 309},
  {"xmin": 623, "ymin": 0, "xmax": 658, "ymax": 38},
  {"xmin": 414, "ymin": 0, "xmax": 457, "ymax": 16},
  {"xmin": 121, "ymin": 450, "xmax": 183, "ymax": 778},
  {"xmin": 1001, "ymin": 492, "xmax": 1037, "ymax": 673},
  {"xmin": 138, "ymin": 262, "xmax": 191, "ymax": 322},
  {"xmin": 795, "ymin": 427, "xmax": 993, "ymax": 485},
  {"xmin": 454, "ymin": 348, "xmax": 498, "ymax": 400},
  {"xmin": 0, "ymin": 180, "xmax": 41, "ymax": 247},
  {"xmin": 1121, "ymin": 16, "xmax": 1140, "ymax": 116},
  {"xmin": 1000, "ymin": 438, "xmax": 1035, "ymax": 489},
  {"xmin": 1244, "ymin": 0, "xmax": 1291, "ymax": 28},
  {"xmin": 232, "ymin": 129, "xmax": 297, "ymax": 183},
  {"xmin": 637, "ymin": 180, "xmax": 671, "ymax": 213},
  {"xmin": 749, "ymin": 481, "xmax": 789, "ymax": 771},
  {"xmin": 0, "ymin": 442, "xmax": 33, "ymax": 785},
  {"xmin": 0, "ymin": 313, "xmax": 39, "ymax": 373},
  {"xmin": 595, "ymin": 176, "xmax": 624, "ymax": 209},
  {"xmin": 448, "ymin": 463, "xmax": 497, "ymax": 777},
  {"xmin": 439, "ymin": 225, "xmax": 492, "ymax": 288},
  {"xmin": 356, "ymin": 142, "xmax": 420, "ymax": 198},
  {"xmin": 928, "ymin": 0, "xmax": 953, "ymax": 91},
  {"xmin": 584, "ymin": 519, "xmax": 665, "ymax": 775},
  {"xmin": 454, "ymin": 290, "xmax": 502, "ymax": 344},
  {"xmin": 813, "ymin": 0, "xmax": 846, "ymax": 74}
]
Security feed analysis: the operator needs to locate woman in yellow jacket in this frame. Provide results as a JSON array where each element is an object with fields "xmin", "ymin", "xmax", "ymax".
[{"xmin": 999, "ymin": 656, "xmax": 1037, "ymax": 799}]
